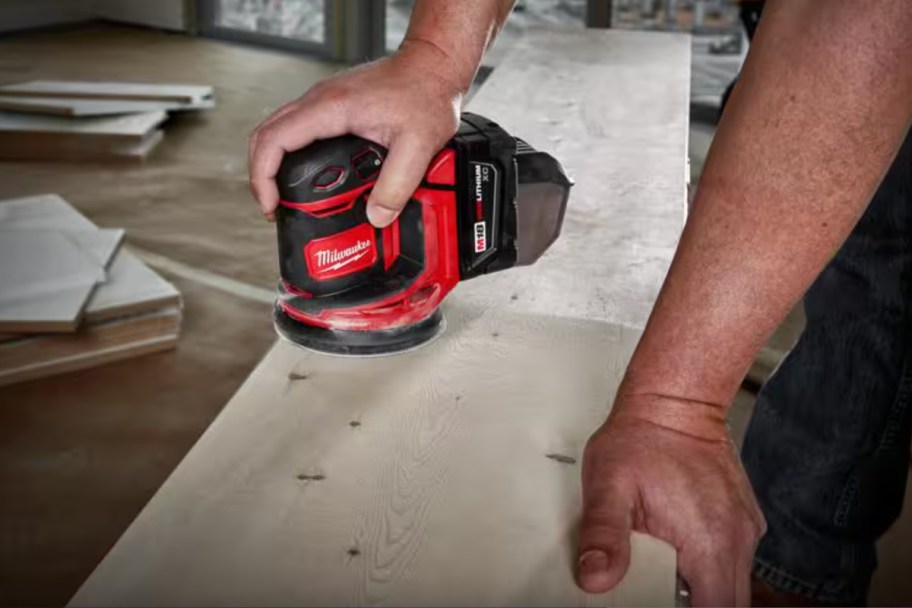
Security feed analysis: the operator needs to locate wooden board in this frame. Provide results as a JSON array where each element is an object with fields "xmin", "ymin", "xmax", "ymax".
[
  {"xmin": 70, "ymin": 306, "xmax": 673, "ymax": 608},
  {"xmin": 0, "ymin": 128, "xmax": 164, "ymax": 162},
  {"xmin": 0, "ymin": 95, "xmax": 215, "ymax": 117},
  {"xmin": 0, "ymin": 109, "xmax": 166, "ymax": 140},
  {"xmin": 0, "ymin": 195, "xmax": 182, "ymax": 322},
  {"xmin": 0, "ymin": 80, "xmax": 214, "ymax": 104},
  {"xmin": 70, "ymin": 29, "xmax": 691, "ymax": 607},
  {"xmin": 0, "ymin": 231, "xmax": 102, "ymax": 333},
  {"xmin": 0, "ymin": 306, "xmax": 181, "ymax": 387}
]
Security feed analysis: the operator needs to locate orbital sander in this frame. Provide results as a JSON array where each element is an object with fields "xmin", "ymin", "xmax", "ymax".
[{"xmin": 273, "ymin": 112, "xmax": 571, "ymax": 355}]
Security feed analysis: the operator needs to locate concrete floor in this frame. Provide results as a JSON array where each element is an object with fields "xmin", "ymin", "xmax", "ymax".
[
  {"xmin": 0, "ymin": 25, "xmax": 337, "ymax": 606},
  {"xmin": 0, "ymin": 23, "xmax": 909, "ymax": 607}
]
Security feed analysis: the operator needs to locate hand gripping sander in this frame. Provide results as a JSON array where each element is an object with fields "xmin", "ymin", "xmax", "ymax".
[{"xmin": 274, "ymin": 112, "xmax": 571, "ymax": 356}]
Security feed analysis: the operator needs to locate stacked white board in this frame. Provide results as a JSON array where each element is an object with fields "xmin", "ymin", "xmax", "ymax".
[
  {"xmin": 0, "ymin": 80, "xmax": 215, "ymax": 161},
  {"xmin": 0, "ymin": 194, "xmax": 182, "ymax": 386}
]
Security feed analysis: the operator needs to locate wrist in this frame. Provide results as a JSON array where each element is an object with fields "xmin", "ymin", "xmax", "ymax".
[
  {"xmin": 611, "ymin": 381, "xmax": 730, "ymax": 442},
  {"xmin": 397, "ymin": 37, "xmax": 476, "ymax": 95}
]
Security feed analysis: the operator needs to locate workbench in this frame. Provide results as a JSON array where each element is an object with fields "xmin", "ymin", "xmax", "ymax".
[{"xmin": 70, "ymin": 28, "xmax": 690, "ymax": 607}]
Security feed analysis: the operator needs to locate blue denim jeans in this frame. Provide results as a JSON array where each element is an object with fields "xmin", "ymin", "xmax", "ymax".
[{"xmin": 741, "ymin": 130, "xmax": 912, "ymax": 604}]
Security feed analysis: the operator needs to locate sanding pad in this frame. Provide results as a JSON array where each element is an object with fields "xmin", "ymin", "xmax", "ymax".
[{"xmin": 273, "ymin": 305, "xmax": 446, "ymax": 357}]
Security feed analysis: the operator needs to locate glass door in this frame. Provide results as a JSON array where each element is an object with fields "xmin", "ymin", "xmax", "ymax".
[{"xmin": 198, "ymin": 0, "xmax": 335, "ymax": 58}]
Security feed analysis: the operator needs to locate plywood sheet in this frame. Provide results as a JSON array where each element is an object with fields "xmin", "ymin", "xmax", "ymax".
[
  {"xmin": 0, "ymin": 307, "xmax": 180, "ymax": 387},
  {"xmin": 0, "ymin": 195, "xmax": 181, "ymax": 322},
  {"xmin": 69, "ymin": 29, "xmax": 690, "ymax": 607},
  {"xmin": 0, "ymin": 231, "xmax": 101, "ymax": 333},
  {"xmin": 0, "ymin": 95, "xmax": 215, "ymax": 117},
  {"xmin": 0, "ymin": 80, "xmax": 214, "ymax": 103}
]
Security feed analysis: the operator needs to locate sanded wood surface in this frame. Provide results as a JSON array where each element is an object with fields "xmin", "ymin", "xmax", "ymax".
[
  {"xmin": 0, "ymin": 95, "xmax": 215, "ymax": 117},
  {"xmin": 0, "ymin": 80, "xmax": 214, "ymax": 103},
  {"xmin": 71, "ymin": 307, "xmax": 671, "ymax": 608},
  {"xmin": 70, "ymin": 29, "xmax": 690, "ymax": 607}
]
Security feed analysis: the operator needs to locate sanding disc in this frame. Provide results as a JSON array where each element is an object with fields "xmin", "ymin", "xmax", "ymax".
[{"xmin": 273, "ymin": 305, "xmax": 446, "ymax": 357}]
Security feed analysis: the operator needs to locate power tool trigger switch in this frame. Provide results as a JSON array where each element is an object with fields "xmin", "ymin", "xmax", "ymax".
[{"xmin": 353, "ymin": 148, "xmax": 383, "ymax": 180}]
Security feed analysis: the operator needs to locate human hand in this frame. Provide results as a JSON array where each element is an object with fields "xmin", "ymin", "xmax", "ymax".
[
  {"xmin": 577, "ymin": 395, "xmax": 766, "ymax": 606},
  {"xmin": 248, "ymin": 41, "xmax": 463, "ymax": 225}
]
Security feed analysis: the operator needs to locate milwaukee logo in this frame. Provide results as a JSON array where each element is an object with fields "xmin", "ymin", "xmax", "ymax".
[
  {"xmin": 315, "ymin": 240, "xmax": 371, "ymax": 270},
  {"xmin": 304, "ymin": 224, "xmax": 377, "ymax": 281}
]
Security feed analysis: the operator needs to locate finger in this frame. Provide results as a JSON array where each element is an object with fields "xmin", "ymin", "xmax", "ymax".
[
  {"xmin": 735, "ymin": 556, "xmax": 752, "ymax": 607},
  {"xmin": 679, "ymin": 548, "xmax": 753, "ymax": 607},
  {"xmin": 367, "ymin": 134, "xmax": 438, "ymax": 228},
  {"xmin": 248, "ymin": 103, "xmax": 347, "ymax": 217},
  {"xmin": 248, "ymin": 99, "xmax": 301, "ymax": 190},
  {"xmin": 576, "ymin": 482, "xmax": 634, "ymax": 594}
]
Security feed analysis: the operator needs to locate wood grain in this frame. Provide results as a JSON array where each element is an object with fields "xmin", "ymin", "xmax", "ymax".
[
  {"xmin": 0, "ymin": 80, "xmax": 214, "ymax": 103},
  {"xmin": 69, "ymin": 29, "xmax": 690, "ymax": 607},
  {"xmin": 70, "ymin": 306, "xmax": 672, "ymax": 607}
]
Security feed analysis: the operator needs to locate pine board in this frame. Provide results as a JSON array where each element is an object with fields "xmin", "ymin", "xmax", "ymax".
[
  {"xmin": 0, "ymin": 307, "xmax": 181, "ymax": 387},
  {"xmin": 0, "ymin": 95, "xmax": 215, "ymax": 117},
  {"xmin": 0, "ymin": 195, "xmax": 181, "ymax": 322},
  {"xmin": 0, "ymin": 80, "xmax": 214, "ymax": 103},
  {"xmin": 70, "ymin": 306, "xmax": 673, "ymax": 608},
  {"xmin": 69, "ymin": 29, "xmax": 691, "ymax": 607}
]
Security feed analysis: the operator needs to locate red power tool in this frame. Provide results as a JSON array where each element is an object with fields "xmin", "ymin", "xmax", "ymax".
[{"xmin": 274, "ymin": 112, "xmax": 571, "ymax": 355}]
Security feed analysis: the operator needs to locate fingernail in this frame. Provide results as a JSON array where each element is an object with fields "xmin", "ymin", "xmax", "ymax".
[
  {"xmin": 367, "ymin": 204, "xmax": 397, "ymax": 228},
  {"xmin": 578, "ymin": 550, "xmax": 609, "ymax": 575}
]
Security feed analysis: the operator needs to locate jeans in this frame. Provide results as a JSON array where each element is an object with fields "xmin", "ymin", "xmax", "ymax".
[{"xmin": 742, "ymin": 129, "xmax": 912, "ymax": 604}]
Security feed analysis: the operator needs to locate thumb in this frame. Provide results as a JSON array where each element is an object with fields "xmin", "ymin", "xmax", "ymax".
[
  {"xmin": 367, "ymin": 134, "xmax": 437, "ymax": 228},
  {"xmin": 577, "ymin": 482, "xmax": 634, "ymax": 594}
]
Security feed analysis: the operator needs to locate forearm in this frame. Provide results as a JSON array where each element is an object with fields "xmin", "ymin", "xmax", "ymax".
[
  {"xmin": 619, "ymin": 0, "xmax": 912, "ymax": 432},
  {"xmin": 399, "ymin": 0, "xmax": 515, "ymax": 93}
]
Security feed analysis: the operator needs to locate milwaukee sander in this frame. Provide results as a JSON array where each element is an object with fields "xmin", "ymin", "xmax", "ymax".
[{"xmin": 274, "ymin": 112, "xmax": 571, "ymax": 355}]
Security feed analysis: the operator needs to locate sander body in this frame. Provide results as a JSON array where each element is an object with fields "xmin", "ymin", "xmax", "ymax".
[{"xmin": 274, "ymin": 113, "xmax": 571, "ymax": 355}]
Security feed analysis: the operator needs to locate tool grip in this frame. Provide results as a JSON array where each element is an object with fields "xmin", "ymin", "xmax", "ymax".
[{"xmin": 276, "ymin": 135, "xmax": 387, "ymax": 205}]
